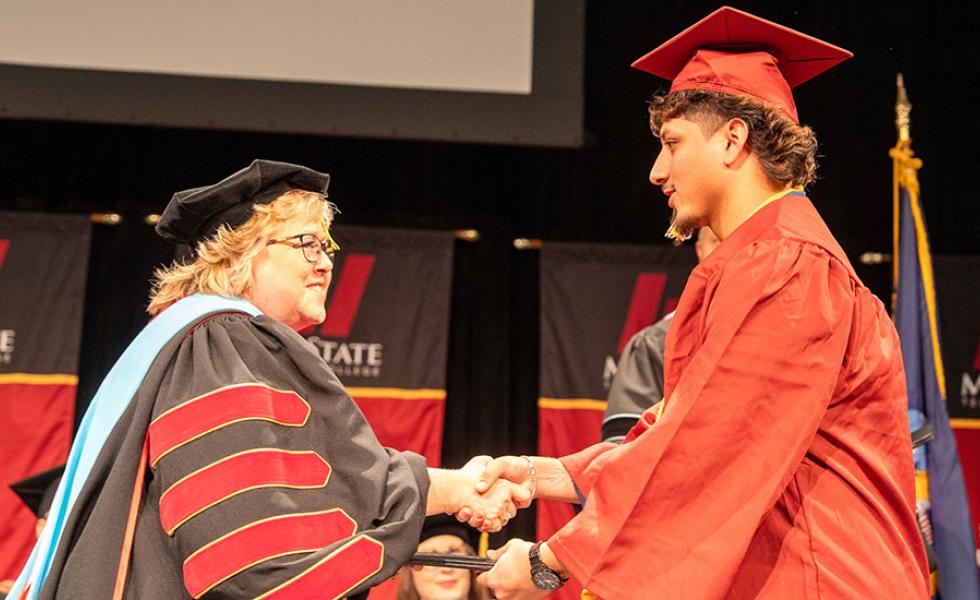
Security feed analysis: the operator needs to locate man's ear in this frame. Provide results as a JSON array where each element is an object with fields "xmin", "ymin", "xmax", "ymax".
[{"xmin": 721, "ymin": 118, "xmax": 750, "ymax": 166}]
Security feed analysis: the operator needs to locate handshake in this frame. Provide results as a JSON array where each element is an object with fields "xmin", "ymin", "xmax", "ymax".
[
  {"xmin": 426, "ymin": 455, "xmax": 574, "ymax": 598},
  {"xmin": 428, "ymin": 454, "xmax": 541, "ymax": 533}
]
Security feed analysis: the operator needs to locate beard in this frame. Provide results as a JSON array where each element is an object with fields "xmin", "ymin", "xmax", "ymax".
[{"xmin": 664, "ymin": 208, "xmax": 699, "ymax": 245}]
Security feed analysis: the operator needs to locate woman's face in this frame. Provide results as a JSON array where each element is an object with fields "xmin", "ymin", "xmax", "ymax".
[
  {"xmin": 410, "ymin": 534, "xmax": 472, "ymax": 600},
  {"xmin": 245, "ymin": 213, "xmax": 332, "ymax": 331}
]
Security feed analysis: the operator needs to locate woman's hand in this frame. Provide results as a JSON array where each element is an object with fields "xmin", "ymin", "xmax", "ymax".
[{"xmin": 426, "ymin": 458, "xmax": 531, "ymax": 532}]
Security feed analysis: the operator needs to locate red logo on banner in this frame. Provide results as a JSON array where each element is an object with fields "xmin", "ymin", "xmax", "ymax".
[
  {"xmin": 617, "ymin": 273, "xmax": 678, "ymax": 354},
  {"xmin": 318, "ymin": 254, "xmax": 376, "ymax": 338},
  {"xmin": 617, "ymin": 273, "xmax": 665, "ymax": 353},
  {"xmin": 0, "ymin": 239, "xmax": 9, "ymax": 270}
]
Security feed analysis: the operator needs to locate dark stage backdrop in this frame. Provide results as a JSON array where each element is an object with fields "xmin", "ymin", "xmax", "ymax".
[
  {"xmin": 537, "ymin": 241, "xmax": 695, "ymax": 599},
  {"xmin": 306, "ymin": 225, "xmax": 455, "ymax": 468},
  {"xmin": 936, "ymin": 256, "xmax": 980, "ymax": 559},
  {"xmin": 0, "ymin": 1, "xmax": 978, "ymax": 545},
  {"xmin": 0, "ymin": 213, "xmax": 89, "ymax": 581}
]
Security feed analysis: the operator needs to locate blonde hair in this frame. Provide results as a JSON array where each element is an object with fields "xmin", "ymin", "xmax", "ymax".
[{"xmin": 147, "ymin": 190, "xmax": 334, "ymax": 315}]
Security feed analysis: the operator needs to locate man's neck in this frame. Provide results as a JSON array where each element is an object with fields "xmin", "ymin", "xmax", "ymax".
[{"xmin": 711, "ymin": 180, "xmax": 791, "ymax": 239}]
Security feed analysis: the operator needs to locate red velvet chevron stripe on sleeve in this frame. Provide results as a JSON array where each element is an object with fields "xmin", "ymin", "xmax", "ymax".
[
  {"xmin": 159, "ymin": 449, "xmax": 331, "ymax": 535},
  {"xmin": 148, "ymin": 383, "xmax": 311, "ymax": 466},
  {"xmin": 256, "ymin": 536, "xmax": 385, "ymax": 600},
  {"xmin": 182, "ymin": 509, "xmax": 358, "ymax": 599}
]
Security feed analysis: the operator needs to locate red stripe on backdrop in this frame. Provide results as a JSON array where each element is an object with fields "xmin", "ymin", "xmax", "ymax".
[
  {"xmin": 183, "ymin": 509, "xmax": 357, "ymax": 598},
  {"xmin": 148, "ymin": 384, "xmax": 311, "ymax": 467},
  {"xmin": 537, "ymin": 404, "xmax": 605, "ymax": 600},
  {"xmin": 0, "ymin": 382, "xmax": 74, "ymax": 580},
  {"xmin": 953, "ymin": 427, "xmax": 980, "ymax": 555},
  {"xmin": 617, "ymin": 273, "xmax": 666, "ymax": 354},
  {"xmin": 352, "ymin": 395, "xmax": 444, "ymax": 467},
  {"xmin": 159, "ymin": 450, "xmax": 331, "ymax": 535},
  {"xmin": 321, "ymin": 254, "xmax": 376, "ymax": 338},
  {"xmin": 0, "ymin": 239, "xmax": 10, "ymax": 269}
]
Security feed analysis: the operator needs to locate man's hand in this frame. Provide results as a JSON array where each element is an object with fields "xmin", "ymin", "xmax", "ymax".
[
  {"xmin": 455, "ymin": 456, "xmax": 534, "ymax": 525},
  {"xmin": 472, "ymin": 454, "xmax": 579, "ymax": 505},
  {"xmin": 456, "ymin": 456, "xmax": 531, "ymax": 532},
  {"xmin": 427, "ymin": 457, "xmax": 531, "ymax": 532},
  {"xmin": 477, "ymin": 538, "xmax": 548, "ymax": 600},
  {"xmin": 475, "ymin": 455, "xmax": 533, "ymax": 494}
]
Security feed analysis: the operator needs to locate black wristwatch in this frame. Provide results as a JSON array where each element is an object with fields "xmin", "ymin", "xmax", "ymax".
[{"xmin": 529, "ymin": 542, "xmax": 567, "ymax": 591}]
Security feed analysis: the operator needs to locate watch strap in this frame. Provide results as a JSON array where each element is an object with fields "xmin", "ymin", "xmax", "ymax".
[{"xmin": 529, "ymin": 542, "xmax": 568, "ymax": 582}]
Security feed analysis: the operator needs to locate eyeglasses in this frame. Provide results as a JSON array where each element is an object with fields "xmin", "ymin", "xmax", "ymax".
[{"xmin": 266, "ymin": 233, "xmax": 340, "ymax": 263}]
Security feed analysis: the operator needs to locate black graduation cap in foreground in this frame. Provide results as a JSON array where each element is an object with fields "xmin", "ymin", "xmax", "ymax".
[
  {"xmin": 419, "ymin": 512, "xmax": 483, "ymax": 550},
  {"xmin": 10, "ymin": 464, "xmax": 65, "ymax": 518}
]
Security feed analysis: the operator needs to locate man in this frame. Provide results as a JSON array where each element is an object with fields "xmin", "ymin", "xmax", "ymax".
[
  {"xmin": 601, "ymin": 227, "xmax": 719, "ymax": 443},
  {"xmin": 472, "ymin": 7, "xmax": 929, "ymax": 599},
  {"xmin": 8, "ymin": 161, "xmax": 523, "ymax": 600}
]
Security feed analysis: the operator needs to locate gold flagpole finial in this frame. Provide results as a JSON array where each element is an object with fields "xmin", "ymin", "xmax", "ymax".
[{"xmin": 896, "ymin": 73, "xmax": 912, "ymax": 147}]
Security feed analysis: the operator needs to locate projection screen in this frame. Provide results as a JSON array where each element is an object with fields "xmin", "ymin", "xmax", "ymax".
[{"xmin": 0, "ymin": 0, "xmax": 585, "ymax": 147}]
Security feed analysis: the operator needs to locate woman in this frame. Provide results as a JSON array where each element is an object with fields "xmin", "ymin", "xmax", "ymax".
[
  {"xmin": 397, "ymin": 515, "xmax": 490, "ymax": 600},
  {"xmin": 9, "ymin": 160, "xmax": 524, "ymax": 600}
]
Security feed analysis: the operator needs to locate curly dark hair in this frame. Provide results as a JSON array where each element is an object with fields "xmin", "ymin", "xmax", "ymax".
[{"xmin": 647, "ymin": 90, "xmax": 818, "ymax": 188}]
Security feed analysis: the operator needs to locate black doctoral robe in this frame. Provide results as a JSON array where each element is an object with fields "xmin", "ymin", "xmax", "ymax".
[{"xmin": 39, "ymin": 311, "xmax": 429, "ymax": 599}]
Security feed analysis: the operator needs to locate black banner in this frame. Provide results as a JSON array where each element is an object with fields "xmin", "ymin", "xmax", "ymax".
[
  {"xmin": 936, "ymin": 256, "xmax": 980, "ymax": 420},
  {"xmin": 304, "ymin": 225, "xmax": 454, "ymax": 467},
  {"xmin": 935, "ymin": 255, "xmax": 980, "ymax": 554},
  {"xmin": 0, "ymin": 211, "xmax": 90, "ymax": 581},
  {"xmin": 538, "ymin": 241, "xmax": 695, "ymax": 600}
]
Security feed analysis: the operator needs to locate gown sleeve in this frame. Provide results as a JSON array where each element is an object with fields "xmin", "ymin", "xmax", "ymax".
[
  {"xmin": 145, "ymin": 313, "xmax": 429, "ymax": 599},
  {"xmin": 549, "ymin": 240, "xmax": 856, "ymax": 599}
]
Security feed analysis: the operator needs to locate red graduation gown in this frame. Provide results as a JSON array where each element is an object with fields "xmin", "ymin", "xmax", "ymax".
[{"xmin": 549, "ymin": 196, "xmax": 930, "ymax": 599}]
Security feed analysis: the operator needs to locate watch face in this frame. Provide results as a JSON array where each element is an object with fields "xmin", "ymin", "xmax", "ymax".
[{"xmin": 532, "ymin": 569, "xmax": 564, "ymax": 591}]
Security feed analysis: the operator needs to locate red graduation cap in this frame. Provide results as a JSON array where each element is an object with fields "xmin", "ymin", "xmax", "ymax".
[{"xmin": 631, "ymin": 6, "xmax": 852, "ymax": 123}]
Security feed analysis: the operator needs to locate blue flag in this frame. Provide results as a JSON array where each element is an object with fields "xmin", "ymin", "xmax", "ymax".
[{"xmin": 893, "ymin": 145, "xmax": 980, "ymax": 598}]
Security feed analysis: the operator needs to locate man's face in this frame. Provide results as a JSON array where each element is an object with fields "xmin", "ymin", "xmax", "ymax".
[{"xmin": 649, "ymin": 116, "xmax": 726, "ymax": 241}]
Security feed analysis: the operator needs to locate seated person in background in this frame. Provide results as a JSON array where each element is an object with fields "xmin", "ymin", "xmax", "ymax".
[
  {"xmin": 601, "ymin": 226, "xmax": 720, "ymax": 442},
  {"xmin": 9, "ymin": 160, "xmax": 527, "ymax": 600},
  {"xmin": 10, "ymin": 464, "xmax": 65, "ymax": 539},
  {"xmin": 397, "ymin": 514, "xmax": 490, "ymax": 600},
  {"xmin": 0, "ymin": 465, "xmax": 64, "ymax": 595}
]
